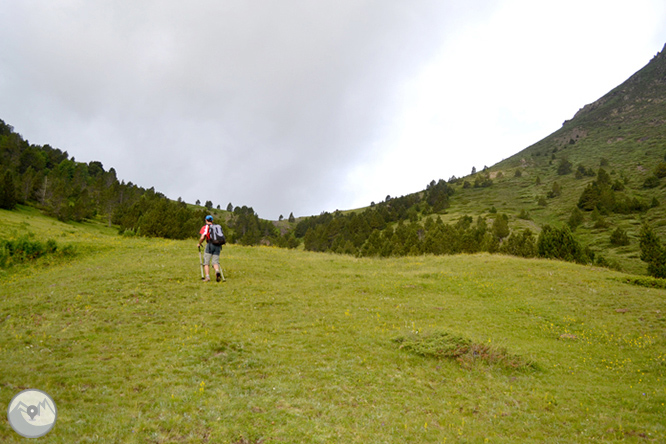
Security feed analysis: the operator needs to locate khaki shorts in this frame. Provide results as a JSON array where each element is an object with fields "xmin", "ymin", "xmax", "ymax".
[{"xmin": 204, "ymin": 243, "xmax": 221, "ymax": 266}]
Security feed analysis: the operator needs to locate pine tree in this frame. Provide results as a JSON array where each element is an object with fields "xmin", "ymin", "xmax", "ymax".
[
  {"xmin": 491, "ymin": 214, "xmax": 510, "ymax": 240},
  {"xmin": 537, "ymin": 225, "xmax": 589, "ymax": 264},
  {"xmin": 567, "ymin": 207, "xmax": 584, "ymax": 230},
  {"xmin": 0, "ymin": 171, "xmax": 18, "ymax": 210},
  {"xmin": 610, "ymin": 227, "xmax": 630, "ymax": 246},
  {"xmin": 557, "ymin": 158, "xmax": 572, "ymax": 175},
  {"xmin": 639, "ymin": 224, "xmax": 666, "ymax": 278}
]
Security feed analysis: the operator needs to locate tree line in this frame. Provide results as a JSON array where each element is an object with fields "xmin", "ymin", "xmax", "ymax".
[
  {"xmin": 0, "ymin": 118, "xmax": 299, "ymax": 244},
  {"xmin": 0, "ymin": 119, "xmax": 212, "ymax": 239}
]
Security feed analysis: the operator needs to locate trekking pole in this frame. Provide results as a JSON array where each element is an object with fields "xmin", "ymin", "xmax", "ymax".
[{"xmin": 198, "ymin": 246, "xmax": 204, "ymax": 280}]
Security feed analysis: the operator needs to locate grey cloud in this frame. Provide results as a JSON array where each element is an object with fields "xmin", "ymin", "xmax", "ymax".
[{"xmin": 1, "ymin": 1, "xmax": 496, "ymax": 218}]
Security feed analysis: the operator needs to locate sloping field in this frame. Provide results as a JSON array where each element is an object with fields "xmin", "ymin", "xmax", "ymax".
[{"xmin": 1, "ymin": 209, "xmax": 665, "ymax": 443}]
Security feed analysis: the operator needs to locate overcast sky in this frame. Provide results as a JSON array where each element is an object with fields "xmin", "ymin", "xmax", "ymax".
[{"xmin": 2, "ymin": 1, "xmax": 665, "ymax": 219}]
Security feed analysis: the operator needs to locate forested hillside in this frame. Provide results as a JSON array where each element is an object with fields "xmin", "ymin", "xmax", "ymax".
[{"xmin": 0, "ymin": 120, "xmax": 290, "ymax": 245}]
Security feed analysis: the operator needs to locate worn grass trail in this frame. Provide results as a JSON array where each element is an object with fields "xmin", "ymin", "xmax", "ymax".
[{"xmin": 0, "ymin": 220, "xmax": 665, "ymax": 442}]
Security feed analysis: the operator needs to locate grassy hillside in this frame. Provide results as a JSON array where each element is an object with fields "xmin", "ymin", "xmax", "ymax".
[
  {"xmin": 450, "ymin": 45, "xmax": 666, "ymax": 272},
  {"xmin": 1, "ymin": 208, "xmax": 665, "ymax": 443},
  {"xmin": 303, "ymin": 44, "xmax": 666, "ymax": 274}
]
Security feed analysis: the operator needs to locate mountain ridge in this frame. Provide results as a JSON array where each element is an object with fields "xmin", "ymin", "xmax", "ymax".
[{"xmin": 569, "ymin": 43, "xmax": 665, "ymax": 124}]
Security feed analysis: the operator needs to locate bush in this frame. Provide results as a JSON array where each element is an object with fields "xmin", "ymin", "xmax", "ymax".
[
  {"xmin": 567, "ymin": 207, "xmax": 584, "ymax": 230},
  {"xmin": 393, "ymin": 330, "xmax": 536, "ymax": 371},
  {"xmin": 537, "ymin": 225, "xmax": 590, "ymax": 264},
  {"xmin": 620, "ymin": 276, "xmax": 666, "ymax": 289},
  {"xmin": 474, "ymin": 176, "xmax": 493, "ymax": 188},
  {"xmin": 594, "ymin": 254, "xmax": 622, "ymax": 271},
  {"xmin": 639, "ymin": 224, "xmax": 666, "ymax": 278},
  {"xmin": 0, "ymin": 235, "xmax": 74, "ymax": 268},
  {"xmin": 643, "ymin": 175, "xmax": 660, "ymax": 189},
  {"xmin": 557, "ymin": 158, "xmax": 573, "ymax": 175},
  {"xmin": 500, "ymin": 229, "xmax": 537, "ymax": 258},
  {"xmin": 655, "ymin": 162, "xmax": 666, "ymax": 179},
  {"xmin": 547, "ymin": 182, "xmax": 562, "ymax": 198},
  {"xmin": 518, "ymin": 209, "xmax": 531, "ymax": 220},
  {"xmin": 610, "ymin": 227, "xmax": 630, "ymax": 246},
  {"xmin": 593, "ymin": 217, "xmax": 610, "ymax": 229}
]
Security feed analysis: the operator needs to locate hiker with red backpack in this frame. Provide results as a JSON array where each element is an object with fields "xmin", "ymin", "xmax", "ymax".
[{"xmin": 197, "ymin": 215, "xmax": 226, "ymax": 282}]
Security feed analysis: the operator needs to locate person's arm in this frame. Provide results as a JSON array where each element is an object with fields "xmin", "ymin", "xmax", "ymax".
[{"xmin": 197, "ymin": 225, "xmax": 208, "ymax": 248}]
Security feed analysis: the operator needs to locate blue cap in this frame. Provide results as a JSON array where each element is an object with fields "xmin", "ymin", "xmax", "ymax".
[{"xmin": 205, "ymin": 215, "xmax": 213, "ymax": 222}]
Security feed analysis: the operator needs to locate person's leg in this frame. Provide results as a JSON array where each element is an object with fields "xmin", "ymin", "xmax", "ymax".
[
  {"xmin": 203, "ymin": 251, "xmax": 213, "ymax": 281},
  {"xmin": 212, "ymin": 251, "xmax": 221, "ymax": 281}
]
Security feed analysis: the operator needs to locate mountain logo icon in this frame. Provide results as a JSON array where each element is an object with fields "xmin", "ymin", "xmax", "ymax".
[{"xmin": 7, "ymin": 389, "xmax": 57, "ymax": 438}]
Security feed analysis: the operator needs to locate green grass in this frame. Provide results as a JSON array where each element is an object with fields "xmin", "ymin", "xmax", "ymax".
[
  {"xmin": 1, "ymin": 208, "xmax": 665, "ymax": 443},
  {"xmin": 434, "ymin": 133, "xmax": 666, "ymax": 275}
]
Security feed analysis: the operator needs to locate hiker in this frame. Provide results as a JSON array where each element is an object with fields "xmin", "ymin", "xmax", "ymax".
[{"xmin": 197, "ymin": 215, "xmax": 223, "ymax": 282}]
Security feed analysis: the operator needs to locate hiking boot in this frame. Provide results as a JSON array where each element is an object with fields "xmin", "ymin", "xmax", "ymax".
[
  {"xmin": 203, "ymin": 275, "xmax": 211, "ymax": 282},
  {"xmin": 216, "ymin": 271, "xmax": 222, "ymax": 282}
]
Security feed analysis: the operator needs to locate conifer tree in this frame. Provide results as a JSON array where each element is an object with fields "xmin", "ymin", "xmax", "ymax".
[
  {"xmin": 639, "ymin": 224, "xmax": 666, "ymax": 278},
  {"xmin": 610, "ymin": 227, "xmax": 630, "ymax": 246},
  {"xmin": 567, "ymin": 207, "xmax": 584, "ymax": 230},
  {"xmin": 0, "ymin": 170, "xmax": 17, "ymax": 210},
  {"xmin": 491, "ymin": 214, "xmax": 510, "ymax": 240},
  {"xmin": 557, "ymin": 158, "xmax": 572, "ymax": 175},
  {"xmin": 537, "ymin": 225, "xmax": 589, "ymax": 264}
]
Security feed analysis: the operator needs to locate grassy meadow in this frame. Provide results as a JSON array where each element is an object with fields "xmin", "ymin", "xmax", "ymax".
[{"xmin": 1, "ymin": 207, "xmax": 665, "ymax": 443}]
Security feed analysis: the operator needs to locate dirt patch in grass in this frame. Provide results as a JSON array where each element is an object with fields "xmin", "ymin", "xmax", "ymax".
[{"xmin": 393, "ymin": 330, "xmax": 537, "ymax": 372}]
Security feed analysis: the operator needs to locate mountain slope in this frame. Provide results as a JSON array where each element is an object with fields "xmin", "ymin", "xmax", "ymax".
[
  {"xmin": 416, "ymin": 43, "xmax": 666, "ymax": 273},
  {"xmin": 501, "ymin": 42, "xmax": 666, "ymax": 167}
]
